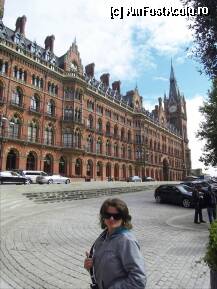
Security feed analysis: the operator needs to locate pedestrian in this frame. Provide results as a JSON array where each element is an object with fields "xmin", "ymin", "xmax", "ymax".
[
  {"xmin": 192, "ymin": 185, "xmax": 206, "ymax": 224},
  {"xmin": 84, "ymin": 198, "xmax": 147, "ymax": 289},
  {"xmin": 204, "ymin": 186, "xmax": 217, "ymax": 224}
]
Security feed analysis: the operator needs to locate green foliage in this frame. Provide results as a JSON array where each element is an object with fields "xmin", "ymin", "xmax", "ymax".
[
  {"xmin": 182, "ymin": 0, "xmax": 217, "ymax": 78},
  {"xmin": 197, "ymin": 80, "xmax": 217, "ymax": 167},
  {"xmin": 204, "ymin": 220, "xmax": 217, "ymax": 271}
]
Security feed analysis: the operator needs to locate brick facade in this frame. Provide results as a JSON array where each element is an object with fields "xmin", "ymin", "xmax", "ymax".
[{"xmin": 0, "ymin": 11, "xmax": 191, "ymax": 181}]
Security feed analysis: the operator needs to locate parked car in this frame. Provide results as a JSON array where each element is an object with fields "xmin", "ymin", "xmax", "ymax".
[
  {"xmin": 13, "ymin": 170, "xmax": 48, "ymax": 184},
  {"xmin": 182, "ymin": 176, "xmax": 199, "ymax": 181},
  {"xmin": 0, "ymin": 171, "xmax": 30, "ymax": 185},
  {"xmin": 36, "ymin": 174, "xmax": 71, "ymax": 184},
  {"xmin": 180, "ymin": 180, "xmax": 217, "ymax": 194},
  {"xmin": 142, "ymin": 176, "xmax": 155, "ymax": 182},
  {"xmin": 154, "ymin": 184, "xmax": 195, "ymax": 208},
  {"xmin": 127, "ymin": 176, "xmax": 142, "ymax": 182}
]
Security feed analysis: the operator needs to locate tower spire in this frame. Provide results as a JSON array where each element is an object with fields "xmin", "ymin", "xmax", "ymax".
[
  {"xmin": 170, "ymin": 58, "xmax": 175, "ymax": 81},
  {"xmin": 169, "ymin": 61, "xmax": 180, "ymax": 102}
]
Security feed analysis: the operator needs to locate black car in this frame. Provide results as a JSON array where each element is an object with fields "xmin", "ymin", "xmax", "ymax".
[
  {"xmin": 154, "ymin": 184, "xmax": 194, "ymax": 208},
  {"xmin": 180, "ymin": 180, "xmax": 217, "ymax": 194},
  {"xmin": 0, "ymin": 171, "xmax": 30, "ymax": 184}
]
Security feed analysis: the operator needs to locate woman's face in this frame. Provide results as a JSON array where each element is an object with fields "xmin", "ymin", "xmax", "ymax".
[{"xmin": 103, "ymin": 206, "xmax": 123, "ymax": 232}]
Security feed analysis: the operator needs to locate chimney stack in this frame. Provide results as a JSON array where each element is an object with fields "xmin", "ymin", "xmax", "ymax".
[
  {"xmin": 0, "ymin": 0, "xmax": 5, "ymax": 20},
  {"xmin": 44, "ymin": 35, "xmax": 55, "ymax": 53},
  {"xmin": 15, "ymin": 15, "xmax": 27, "ymax": 36},
  {"xmin": 100, "ymin": 73, "xmax": 110, "ymax": 87},
  {"xmin": 85, "ymin": 63, "xmax": 95, "ymax": 78},
  {"xmin": 112, "ymin": 81, "xmax": 121, "ymax": 94}
]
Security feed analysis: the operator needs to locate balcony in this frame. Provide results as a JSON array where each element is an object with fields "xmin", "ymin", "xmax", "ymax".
[
  {"xmin": 28, "ymin": 106, "xmax": 42, "ymax": 116},
  {"xmin": 113, "ymin": 134, "xmax": 120, "ymax": 140},
  {"xmin": 0, "ymin": 97, "xmax": 6, "ymax": 106},
  {"xmin": 74, "ymin": 118, "xmax": 84, "ymax": 126},
  {"xmin": 105, "ymin": 132, "xmax": 113, "ymax": 138},
  {"xmin": 86, "ymin": 126, "xmax": 95, "ymax": 132},
  {"xmin": 9, "ymin": 101, "xmax": 25, "ymax": 112},
  {"xmin": 62, "ymin": 117, "xmax": 74, "ymax": 124},
  {"xmin": 26, "ymin": 137, "xmax": 41, "ymax": 145},
  {"xmin": 62, "ymin": 143, "xmax": 84, "ymax": 152},
  {"xmin": 44, "ymin": 112, "xmax": 57, "ymax": 121},
  {"xmin": 96, "ymin": 129, "xmax": 103, "ymax": 135}
]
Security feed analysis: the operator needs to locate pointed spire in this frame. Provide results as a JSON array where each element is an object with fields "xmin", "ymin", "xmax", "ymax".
[
  {"xmin": 135, "ymin": 82, "xmax": 139, "ymax": 93},
  {"xmin": 71, "ymin": 36, "xmax": 78, "ymax": 53},
  {"xmin": 170, "ymin": 58, "xmax": 175, "ymax": 81},
  {"xmin": 169, "ymin": 61, "xmax": 180, "ymax": 102}
]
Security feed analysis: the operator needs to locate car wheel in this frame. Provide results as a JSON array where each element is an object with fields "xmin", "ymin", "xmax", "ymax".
[
  {"xmin": 65, "ymin": 179, "xmax": 70, "ymax": 184},
  {"xmin": 25, "ymin": 179, "xmax": 31, "ymax": 185},
  {"xmin": 182, "ymin": 198, "xmax": 191, "ymax": 208},
  {"xmin": 155, "ymin": 195, "xmax": 162, "ymax": 203},
  {"xmin": 48, "ymin": 179, "xmax": 53, "ymax": 184}
]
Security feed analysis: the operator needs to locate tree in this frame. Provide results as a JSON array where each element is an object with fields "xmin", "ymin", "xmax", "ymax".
[
  {"xmin": 197, "ymin": 80, "xmax": 217, "ymax": 167},
  {"xmin": 182, "ymin": 0, "xmax": 217, "ymax": 78}
]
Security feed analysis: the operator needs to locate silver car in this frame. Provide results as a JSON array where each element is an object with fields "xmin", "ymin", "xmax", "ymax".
[
  {"xmin": 127, "ymin": 176, "xmax": 142, "ymax": 182},
  {"xmin": 36, "ymin": 174, "xmax": 71, "ymax": 184}
]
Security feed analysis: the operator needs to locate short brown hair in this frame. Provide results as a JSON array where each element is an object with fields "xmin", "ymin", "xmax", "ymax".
[{"xmin": 99, "ymin": 198, "xmax": 132, "ymax": 230}]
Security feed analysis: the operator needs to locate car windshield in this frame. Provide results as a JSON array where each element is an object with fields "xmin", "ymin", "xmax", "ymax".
[
  {"xmin": 181, "ymin": 185, "xmax": 192, "ymax": 192},
  {"xmin": 177, "ymin": 185, "xmax": 191, "ymax": 193},
  {"xmin": 11, "ymin": 172, "xmax": 19, "ymax": 176},
  {"xmin": 41, "ymin": 172, "xmax": 48, "ymax": 176}
]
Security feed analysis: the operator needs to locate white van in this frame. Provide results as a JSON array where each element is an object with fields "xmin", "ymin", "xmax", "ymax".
[{"xmin": 21, "ymin": 171, "xmax": 48, "ymax": 183}]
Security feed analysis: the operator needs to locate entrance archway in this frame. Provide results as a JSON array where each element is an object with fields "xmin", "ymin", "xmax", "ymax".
[
  {"xmin": 122, "ymin": 164, "xmax": 126, "ymax": 180},
  {"xmin": 96, "ymin": 161, "xmax": 103, "ymax": 179},
  {"xmin": 129, "ymin": 165, "xmax": 132, "ymax": 177},
  {"xmin": 86, "ymin": 159, "xmax": 93, "ymax": 178},
  {"xmin": 75, "ymin": 158, "xmax": 82, "ymax": 176},
  {"xmin": 106, "ymin": 162, "xmax": 111, "ymax": 178},
  {"xmin": 44, "ymin": 154, "xmax": 53, "ymax": 174},
  {"xmin": 142, "ymin": 167, "xmax": 145, "ymax": 178},
  {"xmin": 59, "ymin": 156, "xmax": 67, "ymax": 175},
  {"xmin": 163, "ymin": 159, "xmax": 169, "ymax": 181},
  {"xmin": 26, "ymin": 151, "xmax": 37, "ymax": 170},
  {"xmin": 6, "ymin": 149, "xmax": 18, "ymax": 170},
  {"xmin": 114, "ymin": 163, "xmax": 119, "ymax": 180}
]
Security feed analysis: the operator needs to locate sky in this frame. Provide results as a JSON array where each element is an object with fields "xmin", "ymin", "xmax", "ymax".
[{"xmin": 3, "ymin": 0, "xmax": 216, "ymax": 175}]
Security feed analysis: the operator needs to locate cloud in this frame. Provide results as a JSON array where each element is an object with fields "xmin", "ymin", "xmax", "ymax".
[
  {"xmin": 153, "ymin": 76, "xmax": 168, "ymax": 82},
  {"xmin": 4, "ymin": 0, "xmax": 192, "ymax": 81}
]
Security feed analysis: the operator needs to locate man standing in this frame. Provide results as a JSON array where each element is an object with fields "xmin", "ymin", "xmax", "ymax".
[
  {"xmin": 204, "ymin": 186, "xmax": 217, "ymax": 224},
  {"xmin": 192, "ymin": 185, "xmax": 206, "ymax": 224}
]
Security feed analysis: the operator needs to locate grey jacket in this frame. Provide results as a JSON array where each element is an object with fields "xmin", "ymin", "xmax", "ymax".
[{"xmin": 92, "ymin": 227, "xmax": 147, "ymax": 289}]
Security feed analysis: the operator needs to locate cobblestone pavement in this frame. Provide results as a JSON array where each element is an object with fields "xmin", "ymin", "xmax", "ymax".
[{"xmin": 0, "ymin": 183, "xmax": 210, "ymax": 289}]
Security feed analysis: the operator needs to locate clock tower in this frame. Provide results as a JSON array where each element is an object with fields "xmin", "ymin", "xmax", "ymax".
[
  {"xmin": 166, "ymin": 61, "xmax": 187, "ymax": 140},
  {"xmin": 164, "ymin": 62, "xmax": 191, "ymax": 176}
]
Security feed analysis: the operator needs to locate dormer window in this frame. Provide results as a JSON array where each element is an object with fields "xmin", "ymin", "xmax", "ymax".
[
  {"xmin": 30, "ymin": 42, "xmax": 37, "ymax": 54},
  {"xmin": 14, "ymin": 33, "xmax": 20, "ymax": 44},
  {"xmin": 44, "ymin": 51, "xmax": 50, "ymax": 61}
]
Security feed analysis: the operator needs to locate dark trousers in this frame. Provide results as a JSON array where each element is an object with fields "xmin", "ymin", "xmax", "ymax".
[
  {"xmin": 194, "ymin": 204, "xmax": 203, "ymax": 223},
  {"xmin": 207, "ymin": 207, "xmax": 217, "ymax": 224}
]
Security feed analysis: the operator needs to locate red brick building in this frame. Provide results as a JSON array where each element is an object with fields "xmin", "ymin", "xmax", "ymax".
[{"xmin": 0, "ymin": 7, "xmax": 191, "ymax": 181}]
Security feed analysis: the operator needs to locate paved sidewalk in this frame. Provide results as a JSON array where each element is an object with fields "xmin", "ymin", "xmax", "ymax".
[{"xmin": 0, "ymin": 182, "xmax": 210, "ymax": 289}]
